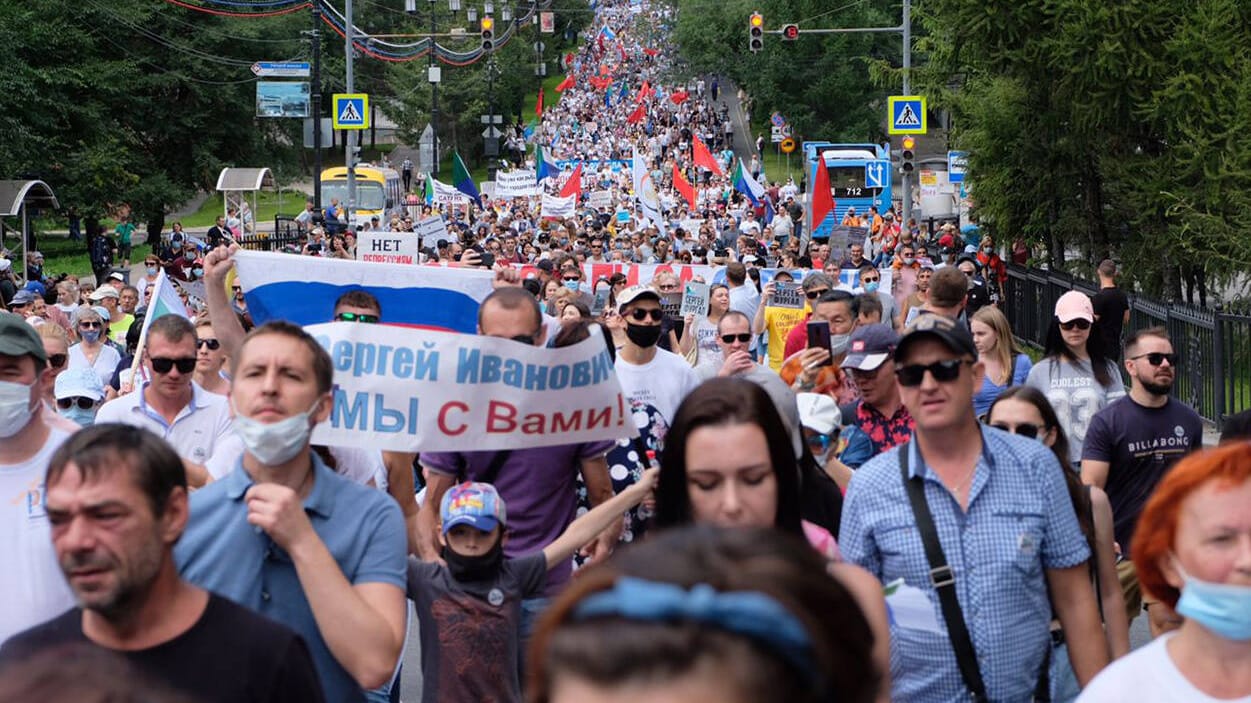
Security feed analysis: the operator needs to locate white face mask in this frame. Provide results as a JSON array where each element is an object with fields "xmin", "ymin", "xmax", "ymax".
[
  {"xmin": 0, "ymin": 380, "xmax": 38, "ymax": 439},
  {"xmin": 232, "ymin": 398, "xmax": 323, "ymax": 466}
]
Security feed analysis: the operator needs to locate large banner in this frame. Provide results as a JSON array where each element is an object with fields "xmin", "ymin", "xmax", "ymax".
[
  {"xmin": 308, "ymin": 321, "xmax": 634, "ymax": 452},
  {"xmin": 356, "ymin": 231, "xmax": 422, "ymax": 264},
  {"xmin": 496, "ymin": 169, "xmax": 539, "ymax": 198},
  {"xmin": 235, "ymin": 250, "xmax": 493, "ymax": 333},
  {"xmin": 541, "ymin": 192, "xmax": 577, "ymax": 219}
]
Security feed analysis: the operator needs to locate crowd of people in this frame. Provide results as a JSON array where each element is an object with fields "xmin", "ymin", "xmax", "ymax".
[{"xmin": 2, "ymin": 0, "xmax": 1250, "ymax": 702}]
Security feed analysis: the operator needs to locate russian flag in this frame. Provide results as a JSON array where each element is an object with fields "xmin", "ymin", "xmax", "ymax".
[
  {"xmin": 233, "ymin": 251, "xmax": 494, "ymax": 334},
  {"xmin": 536, "ymin": 144, "xmax": 559, "ymax": 181}
]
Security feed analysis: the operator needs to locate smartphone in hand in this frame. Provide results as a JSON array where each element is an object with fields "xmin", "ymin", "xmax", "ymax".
[{"xmin": 807, "ymin": 321, "xmax": 833, "ymax": 366}]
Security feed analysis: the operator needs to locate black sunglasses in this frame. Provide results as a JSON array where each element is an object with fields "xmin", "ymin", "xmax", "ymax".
[
  {"xmin": 563, "ymin": 276, "xmax": 581, "ymax": 282},
  {"xmin": 628, "ymin": 308, "xmax": 664, "ymax": 322},
  {"xmin": 335, "ymin": 312, "xmax": 379, "ymax": 324},
  {"xmin": 1130, "ymin": 352, "xmax": 1177, "ymax": 366},
  {"xmin": 1059, "ymin": 319, "xmax": 1091, "ymax": 331},
  {"xmin": 150, "ymin": 357, "xmax": 196, "ymax": 374},
  {"xmin": 79, "ymin": 321, "xmax": 102, "ymax": 329},
  {"xmin": 990, "ymin": 422, "xmax": 1042, "ymax": 440},
  {"xmin": 196, "ymin": 338, "xmax": 221, "ymax": 350},
  {"xmin": 720, "ymin": 333, "xmax": 753, "ymax": 344},
  {"xmin": 895, "ymin": 359, "xmax": 968, "ymax": 387},
  {"xmin": 56, "ymin": 396, "xmax": 97, "ymax": 410},
  {"xmin": 805, "ymin": 288, "xmax": 830, "ymax": 300},
  {"xmin": 48, "ymin": 353, "xmax": 67, "ymax": 369},
  {"xmin": 861, "ymin": 276, "xmax": 880, "ymax": 284}
]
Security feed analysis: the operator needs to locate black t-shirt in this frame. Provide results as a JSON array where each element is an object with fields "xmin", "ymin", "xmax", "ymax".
[
  {"xmin": 1081, "ymin": 396, "xmax": 1204, "ymax": 557},
  {"xmin": 1091, "ymin": 286, "xmax": 1130, "ymax": 351},
  {"xmin": 0, "ymin": 593, "xmax": 325, "ymax": 703}
]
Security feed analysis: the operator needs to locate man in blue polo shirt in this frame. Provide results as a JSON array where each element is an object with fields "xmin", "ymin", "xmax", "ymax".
[
  {"xmin": 839, "ymin": 314, "xmax": 1108, "ymax": 701},
  {"xmin": 175, "ymin": 321, "xmax": 407, "ymax": 703}
]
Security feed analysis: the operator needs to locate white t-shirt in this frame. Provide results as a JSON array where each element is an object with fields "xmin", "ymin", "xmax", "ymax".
[
  {"xmin": 0, "ymin": 426, "xmax": 76, "ymax": 645},
  {"xmin": 614, "ymin": 348, "xmax": 701, "ymax": 427},
  {"xmin": 1077, "ymin": 633, "xmax": 1251, "ymax": 702}
]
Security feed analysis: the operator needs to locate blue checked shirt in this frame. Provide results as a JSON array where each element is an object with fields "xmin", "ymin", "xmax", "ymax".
[{"xmin": 840, "ymin": 426, "xmax": 1091, "ymax": 702}]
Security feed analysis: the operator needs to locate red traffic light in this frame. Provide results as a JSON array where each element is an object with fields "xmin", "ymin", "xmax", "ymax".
[{"xmin": 781, "ymin": 24, "xmax": 799, "ymax": 40}]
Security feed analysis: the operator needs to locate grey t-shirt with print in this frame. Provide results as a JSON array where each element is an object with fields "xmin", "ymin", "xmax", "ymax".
[{"xmin": 1024, "ymin": 356, "xmax": 1125, "ymax": 467}]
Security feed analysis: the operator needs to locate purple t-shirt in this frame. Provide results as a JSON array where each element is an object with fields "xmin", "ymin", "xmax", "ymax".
[{"xmin": 422, "ymin": 441, "xmax": 614, "ymax": 596}]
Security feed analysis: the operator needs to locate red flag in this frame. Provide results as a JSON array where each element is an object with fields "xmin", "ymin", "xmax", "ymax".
[
  {"xmin": 560, "ymin": 163, "xmax": 583, "ymax": 197},
  {"xmin": 626, "ymin": 102, "xmax": 646, "ymax": 124},
  {"xmin": 692, "ymin": 137, "xmax": 724, "ymax": 177},
  {"xmin": 564, "ymin": 51, "xmax": 575, "ymax": 67},
  {"xmin": 535, "ymin": 87, "xmax": 544, "ymax": 116},
  {"xmin": 555, "ymin": 74, "xmax": 575, "ymax": 92},
  {"xmin": 811, "ymin": 158, "xmax": 835, "ymax": 232},
  {"xmin": 618, "ymin": 42, "xmax": 627, "ymax": 61},
  {"xmin": 672, "ymin": 163, "xmax": 696, "ymax": 211},
  {"xmin": 669, "ymin": 90, "xmax": 689, "ymax": 105},
  {"xmin": 636, "ymin": 81, "xmax": 650, "ymax": 103},
  {"xmin": 642, "ymin": 48, "xmax": 659, "ymax": 57}
]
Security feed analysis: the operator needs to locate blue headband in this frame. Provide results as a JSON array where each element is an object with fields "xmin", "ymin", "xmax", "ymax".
[{"xmin": 572, "ymin": 577, "xmax": 816, "ymax": 677}]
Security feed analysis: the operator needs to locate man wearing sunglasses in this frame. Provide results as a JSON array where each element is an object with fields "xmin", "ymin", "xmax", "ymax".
[
  {"xmin": 840, "ymin": 313, "xmax": 1109, "ymax": 701},
  {"xmin": 1081, "ymin": 326, "xmax": 1203, "ymax": 637},
  {"xmin": 828, "ymin": 324, "xmax": 913, "ymax": 490},
  {"xmin": 95, "ymin": 315, "xmax": 232, "ymax": 489},
  {"xmin": 693, "ymin": 309, "xmax": 802, "ymax": 439}
]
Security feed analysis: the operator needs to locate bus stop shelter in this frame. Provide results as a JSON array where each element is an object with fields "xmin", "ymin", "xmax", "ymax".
[
  {"xmin": 0, "ymin": 180, "xmax": 59, "ymax": 284},
  {"xmin": 215, "ymin": 167, "xmax": 277, "ymax": 236}
]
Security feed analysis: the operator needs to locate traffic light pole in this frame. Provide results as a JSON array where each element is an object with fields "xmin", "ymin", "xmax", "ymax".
[
  {"xmin": 761, "ymin": 0, "xmax": 914, "ymax": 225},
  {"xmin": 309, "ymin": 4, "xmax": 323, "ymax": 214},
  {"xmin": 345, "ymin": 0, "xmax": 357, "ymax": 226}
]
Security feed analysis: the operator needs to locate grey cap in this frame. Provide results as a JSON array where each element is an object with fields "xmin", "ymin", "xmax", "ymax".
[{"xmin": 0, "ymin": 312, "xmax": 47, "ymax": 363}]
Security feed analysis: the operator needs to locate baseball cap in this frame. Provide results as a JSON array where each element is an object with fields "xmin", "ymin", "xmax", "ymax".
[
  {"xmin": 796, "ymin": 393, "xmax": 841, "ymax": 436},
  {"xmin": 440, "ymin": 482, "xmax": 507, "ymax": 534},
  {"xmin": 742, "ymin": 254, "xmax": 759, "ymax": 264},
  {"xmin": 108, "ymin": 272, "xmax": 126, "ymax": 283},
  {"xmin": 55, "ymin": 367, "xmax": 105, "ymax": 402},
  {"xmin": 535, "ymin": 259, "xmax": 555, "ymax": 274},
  {"xmin": 24, "ymin": 281, "xmax": 45, "ymax": 296},
  {"xmin": 617, "ymin": 285, "xmax": 661, "ymax": 313},
  {"xmin": 1054, "ymin": 291, "xmax": 1094, "ymax": 323},
  {"xmin": 7, "ymin": 290, "xmax": 37, "ymax": 308},
  {"xmin": 0, "ymin": 259, "xmax": 10, "ymax": 273},
  {"xmin": 894, "ymin": 313, "xmax": 978, "ymax": 363},
  {"xmin": 89, "ymin": 285, "xmax": 120, "ymax": 301},
  {"xmin": 0, "ymin": 312, "xmax": 47, "ymax": 363},
  {"xmin": 841, "ymin": 324, "xmax": 900, "ymax": 371}
]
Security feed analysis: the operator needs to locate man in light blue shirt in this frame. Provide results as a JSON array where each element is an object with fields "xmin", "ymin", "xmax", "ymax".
[
  {"xmin": 176, "ymin": 321, "xmax": 407, "ymax": 703},
  {"xmin": 840, "ymin": 314, "xmax": 1108, "ymax": 701}
]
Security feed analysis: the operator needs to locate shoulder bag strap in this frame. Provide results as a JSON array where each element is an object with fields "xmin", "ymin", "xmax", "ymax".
[{"xmin": 900, "ymin": 447, "xmax": 989, "ymax": 702}]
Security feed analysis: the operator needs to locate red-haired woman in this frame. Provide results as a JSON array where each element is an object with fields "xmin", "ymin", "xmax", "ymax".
[{"xmin": 1077, "ymin": 442, "xmax": 1251, "ymax": 701}]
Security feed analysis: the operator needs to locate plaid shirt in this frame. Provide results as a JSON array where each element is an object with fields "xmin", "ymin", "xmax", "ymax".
[{"xmin": 839, "ymin": 427, "xmax": 1090, "ymax": 702}]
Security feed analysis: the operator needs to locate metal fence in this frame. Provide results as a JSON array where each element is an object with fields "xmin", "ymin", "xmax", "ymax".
[
  {"xmin": 231, "ymin": 215, "xmax": 306, "ymax": 252},
  {"xmin": 1002, "ymin": 263, "xmax": 1251, "ymax": 429}
]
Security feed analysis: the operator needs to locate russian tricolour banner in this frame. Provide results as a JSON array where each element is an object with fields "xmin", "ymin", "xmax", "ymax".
[{"xmin": 233, "ymin": 250, "xmax": 493, "ymax": 333}]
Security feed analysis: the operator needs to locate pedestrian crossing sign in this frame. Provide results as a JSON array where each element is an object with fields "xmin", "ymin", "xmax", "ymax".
[
  {"xmin": 888, "ymin": 95, "xmax": 926, "ymax": 135},
  {"xmin": 332, "ymin": 93, "xmax": 369, "ymax": 130}
]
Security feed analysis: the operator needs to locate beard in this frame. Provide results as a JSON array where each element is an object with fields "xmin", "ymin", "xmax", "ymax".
[
  {"xmin": 61, "ymin": 534, "xmax": 164, "ymax": 621},
  {"xmin": 1140, "ymin": 377, "xmax": 1174, "ymax": 396}
]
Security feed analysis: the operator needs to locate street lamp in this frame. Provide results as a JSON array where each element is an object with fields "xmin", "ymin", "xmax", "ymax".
[{"xmin": 407, "ymin": 0, "xmax": 471, "ymax": 176}]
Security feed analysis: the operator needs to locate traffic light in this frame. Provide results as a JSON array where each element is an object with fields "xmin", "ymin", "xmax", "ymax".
[
  {"xmin": 901, "ymin": 136, "xmax": 916, "ymax": 174},
  {"xmin": 480, "ymin": 16, "xmax": 495, "ymax": 52},
  {"xmin": 748, "ymin": 12, "xmax": 764, "ymax": 53},
  {"xmin": 781, "ymin": 23, "xmax": 799, "ymax": 41}
]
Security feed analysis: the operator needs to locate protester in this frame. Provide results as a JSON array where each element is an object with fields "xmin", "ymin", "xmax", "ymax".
[
  {"xmin": 1090, "ymin": 259, "xmax": 1130, "ymax": 361},
  {"xmin": 653, "ymin": 378, "xmax": 892, "ymax": 699},
  {"xmin": 0, "ymin": 424, "xmax": 327, "ymax": 702},
  {"xmin": 780, "ymin": 290, "xmax": 860, "ymax": 406},
  {"xmin": 0, "ymin": 313, "xmax": 76, "ymax": 645},
  {"xmin": 175, "ymin": 322, "xmax": 408, "ymax": 702},
  {"xmin": 53, "ymin": 367, "xmax": 105, "ymax": 427},
  {"xmin": 970, "ymin": 306, "xmax": 1033, "ymax": 418},
  {"xmin": 94, "ymin": 315, "xmax": 231, "ymax": 488},
  {"xmin": 1081, "ymin": 327, "xmax": 1203, "ymax": 635},
  {"xmin": 192, "ymin": 318, "xmax": 229, "ymax": 396},
  {"xmin": 1026, "ymin": 291, "xmax": 1124, "ymax": 466},
  {"xmin": 751, "ymin": 270, "xmax": 810, "ymax": 372},
  {"xmin": 840, "ymin": 313, "xmax": 1108, "ymax": 700},
  {"xmin": 68, "ymin": 306, "xmax": 121, "ymax": 388},
  {"xmin": 681, "ymin": 282, "xmax": 729, "ymax": 367},
  {"xmin": 1078, "ymin": 442, "xmax": 1251, "ymax": 702},
  {"xmin": 830, "ymin": 324, "xmax": 913, "ymax": 487},
  {"xmin": 409, "ymin": 471, "xmax": 656, "ymax": 703},
  {"xmin": 987, "ymin": 386, "xmax": 1130, "ymax": 701}
]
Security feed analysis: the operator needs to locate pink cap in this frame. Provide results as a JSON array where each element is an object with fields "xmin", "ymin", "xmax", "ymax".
[{"xmin": 1054, "ymin": 291, "xmax": 1094, "ymax": 323}]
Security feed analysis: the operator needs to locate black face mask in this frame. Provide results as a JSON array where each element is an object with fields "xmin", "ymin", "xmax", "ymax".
[
  {"xmin": 625, "ymin": 321, "xmax": 663, "ymax": 348},
  {"xmin": 442, "ymin": 538, "xmax": 504, "ymax": 581}
]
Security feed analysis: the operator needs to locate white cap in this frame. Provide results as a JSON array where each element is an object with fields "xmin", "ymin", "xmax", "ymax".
[
  {"xmin": 796, "ymin": 393, "xmax": 841, "ymax": 436},
  {"xmin": 89, "ymin": 285, "xmax": 120, "ymax": 301},
  {"xmin": 55, "ymin": 368, "xmax": 106, "ymax": 401}
]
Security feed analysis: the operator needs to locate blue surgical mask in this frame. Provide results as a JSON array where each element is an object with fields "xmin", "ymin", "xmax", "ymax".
[
  {"xmin": 564, "ymin": 280, "xmax": 580, "ymax": 292},
  {"xmin": 1174, "ymin": 561, "xmax": 1251, "ymax": 641},
  {"xmin": 59, "ymin": 406, "xmax": 98, "ymax": 427},
  {"xmin": 146, "ymin": 266, "xmax": 158, "ymax": 276},
  {"xmin": 191, "ymin": 267, "xmax": 204, "ymax": 278},
  {"xmin": 864, "ymin": 281, "xmax": 880, "ymax": 293},
  {"xmin": 80, "ymin": 329, "xmax": 101, "ymax": 344}
]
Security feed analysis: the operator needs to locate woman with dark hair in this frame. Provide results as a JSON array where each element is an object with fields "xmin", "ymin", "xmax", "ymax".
[
  {"xmin": 988, "ymin": 386, "xmax": 1129, "ymax": 702},
  {"xmin": 526, "ymin": 526, "xmax": 880, "ymax": 703},
  {"xmin": 1025, "ymin": 291, "xmax": 1125, "ymax": 466},
  {"xmin": 653, "ymin": 378, "xmax": 891, "ymax": 701}
]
